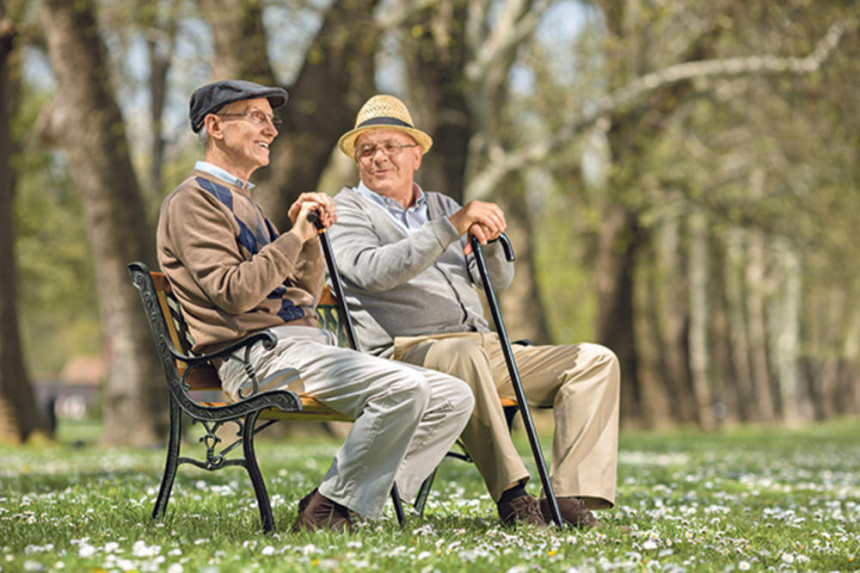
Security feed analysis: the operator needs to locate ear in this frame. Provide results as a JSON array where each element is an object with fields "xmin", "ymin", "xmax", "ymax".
[
  {"xmin": 203, "ymin": 114, "xmax": 225, "ymax": 140},
  {"xmin": 412, "ymin": 146, "xmax": 423, "ymax": 171}
]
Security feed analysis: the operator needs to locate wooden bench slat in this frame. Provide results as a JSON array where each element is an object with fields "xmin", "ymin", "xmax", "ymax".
[{"xmin": 196, "ymin": 395, "xmax": 352, "ymax": 422}]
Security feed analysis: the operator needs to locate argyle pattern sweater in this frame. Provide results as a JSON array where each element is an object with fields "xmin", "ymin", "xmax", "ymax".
[{"xmin": 156, "ymin": 170, "xmax": 324, "ymax": 354}]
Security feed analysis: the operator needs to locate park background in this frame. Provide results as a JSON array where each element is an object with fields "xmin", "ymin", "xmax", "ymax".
[{"xmin": 0, "ymin": 0, "xmax": 858, "ymax": 446}]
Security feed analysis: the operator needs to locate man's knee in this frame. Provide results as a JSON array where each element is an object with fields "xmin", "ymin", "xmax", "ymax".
[
  {"xmin": 581, "ymin": 343, "xmax": 618, "ymax": 366},
  {"xmin": 425, "ymin": 338, "xmax": 491, "ymax": 383},
  {"xmin": 572, "ymin": 343, "xmax": 620, "ymax": 389},
  {"xmin": 449, "ymin": 376, "xmax": 476, "ymax": 416},
  {"xmin": 386, "ymin": 371, "xmax": 432, "ymax": 414}
]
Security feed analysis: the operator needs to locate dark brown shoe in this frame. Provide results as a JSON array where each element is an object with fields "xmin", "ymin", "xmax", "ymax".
[
  {"xmin": 497, "ymin": 494, "xmax": 548, "ymax": 528},
  {"xmin": 292, "ymin": 488, "xmax": 354, "ymax": 533},
  {"xmin": 541, "ymin": 496, "xmax": 602, "ymax": 529}
]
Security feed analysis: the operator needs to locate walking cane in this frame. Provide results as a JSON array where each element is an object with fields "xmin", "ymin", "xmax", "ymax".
[
  {"xmin": 470, "ymin": 234, "xmax": 564, "ymax": 527},
  {"xmin": 308, "ymin": 212, "xmax": 408, "ymax": 526}
]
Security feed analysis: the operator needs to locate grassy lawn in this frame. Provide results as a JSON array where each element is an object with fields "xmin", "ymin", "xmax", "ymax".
[{"xmin": 2, "ymin": 418, "xmax": 859, "ymax": 572}]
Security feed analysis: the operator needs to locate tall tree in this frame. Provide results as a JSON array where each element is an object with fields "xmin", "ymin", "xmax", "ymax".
[
  {"xmin": 0, "ymin": 0, "xmax": 46, "ymax": 443},
  {"xmin": 196, "ymin": 0, "xmax": 382, "ymax": 230},
  {"xmin": 41, "ymin": 0, "xmax": 166, "ymax": 446}
]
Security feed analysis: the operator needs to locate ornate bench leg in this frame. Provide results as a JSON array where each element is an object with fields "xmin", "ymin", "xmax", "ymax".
[
  {"xmin": 242, "ymin": 410, "xmax": 275, "ymax": 533},
  {"xmin": 413, "ymin": 469, "xmax": 437, "ymax": 517},
  {"xmin": 153, "ymin": 401, "xmax": 182, "ymax": 521},
  {"xmin": 390, "ymin": 482, "xmax": 406, "ymax": 526}
]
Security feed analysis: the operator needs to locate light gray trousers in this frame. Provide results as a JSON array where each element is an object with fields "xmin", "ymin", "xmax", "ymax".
[{"xmin": 219, "ymin": 326, "xmax": 474, "ymax": 519}]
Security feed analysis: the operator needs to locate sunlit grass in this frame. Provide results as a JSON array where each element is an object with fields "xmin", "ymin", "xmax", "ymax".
[{"xmin": 2, "ymin": 418, "xmax": 859, "ymax": 571}]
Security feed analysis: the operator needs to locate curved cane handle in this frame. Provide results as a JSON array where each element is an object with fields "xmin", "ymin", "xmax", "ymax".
[{"xmin": 470, "ymin": 233, "xmax": 515, "ymax": 262}]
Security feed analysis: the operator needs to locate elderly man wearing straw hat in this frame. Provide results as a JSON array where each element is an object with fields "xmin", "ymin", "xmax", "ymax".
[
  {"xmin": 328, "ymin": 94, "xmax": 621, "ymax": 529},
  {"xmin": 157, "ymin": 81, "xmax": 474, "ymax": 532}
]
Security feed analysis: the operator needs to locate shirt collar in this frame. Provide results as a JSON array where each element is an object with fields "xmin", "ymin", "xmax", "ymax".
[
  {"xmin": 195, "ymin": 161, "xmax": 255, "ymax": 191},
  {"xmin": 356, "ymin": 181, "xmax": 426, "ymax": 211}
]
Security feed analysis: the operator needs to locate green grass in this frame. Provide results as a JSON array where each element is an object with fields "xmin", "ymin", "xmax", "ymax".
[{"xmin": 2, "ymin": 419, "xmax": 859, "ymax": 572}]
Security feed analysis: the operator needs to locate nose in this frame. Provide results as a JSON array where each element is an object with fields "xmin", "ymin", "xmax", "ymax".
[
  {"xmin": 369, "ymin": 146, "xmax": 391, "ymax": 163},
  {"xmin": 263, "ymin": 119, "xmax": 278, "ymax": 135}
]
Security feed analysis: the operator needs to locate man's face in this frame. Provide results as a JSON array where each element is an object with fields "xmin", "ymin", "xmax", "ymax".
[
  {"xmin": 212, "ymin": 97, "xmax": 278, "ymax": 174},
  {"xmin": 354, "ymin": 129, "xmax": 422, "ymax": 200}
]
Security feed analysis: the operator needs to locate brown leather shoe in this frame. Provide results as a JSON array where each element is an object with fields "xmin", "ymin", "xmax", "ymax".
[
  {"xmin": 541, "ymin": 496, "xmax": 602, "ymax": 529},
  {"xmin": 292, "ymin": 488, "xmax": 354, "ymax": 533},
  {"xmin": 497, "ymin": 494, "xmax": 548, "ymax": 528}
]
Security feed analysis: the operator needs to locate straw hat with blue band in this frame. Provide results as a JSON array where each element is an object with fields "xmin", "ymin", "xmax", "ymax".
[{"xmin": 338, "ymin": 95, "xmax": 433, "ymax": 158}]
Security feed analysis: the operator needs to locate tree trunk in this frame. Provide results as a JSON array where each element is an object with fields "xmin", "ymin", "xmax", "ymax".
[
  {"xmin": 768, "ymin": 238, "xmax": 804, "ymax": 424},
  {"xmin": 810, "ymin": 287, "xmax": 844, "ymax": 419},
  {"xmin": 687, "ymin": 208, "xmax": 713, "ymax": 429},
  {"xmin": 142, "ymin": 0, "xmax": 179, "ymax": 205},
  {"xmin": 745, "ymin": 229, "xmax": 776, "ymax": 423},
  {"xmin": 654, "ymin": 206, "xmax": 695, "ymax": 424},
  {"xmin": 0, "ymin": 6, "xmax": 47, "ymax": 444},
  {"xmin": 495, "ymin": 182, "xmax": 552, "ymax": 346},
  {"xmin": 196, "ymin": 0, "xmax": 275, "ymax": 84},
  {"xmin": 636, "ymin": 238, "xmax": 673, "ymax": 429},
  {"xmin": 837, "ymin": 305, "xmax": 860, "ymax": 414},
  {"xmin": 594, "ymin": 203, "xmax": 642, "ymax": 426},
  {"xmin": 708, "ymin": 244, "xmax": 737, "ymax": 427},
  {"xmin": 41, "ymin": 0, "xmax": 167, "ymax": 446},
  {"xmin": 402, "ymin": 0, "xmax": 472, "ymax": 204},
  {"xmin": 725, "ymin": 228, "xmax": 755, "ymax": 422}
]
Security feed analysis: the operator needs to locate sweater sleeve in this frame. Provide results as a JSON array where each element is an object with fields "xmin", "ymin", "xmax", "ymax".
[
  {"xmin": 160, "ymin": 186, "xmax": 310, "ymax": 314},
  {"xmin": 291, "ymin": 236, "xmax": 326, "ymax": 303},
  {"xmin": 329, "ymin": 189, "xmax": 463, "ymax": 292},
  {"xmin": 431, "ymin": 193, "xmax": 516, "ymax": 292}
]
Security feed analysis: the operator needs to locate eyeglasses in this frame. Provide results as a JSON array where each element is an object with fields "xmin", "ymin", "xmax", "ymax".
[
  {"xmin": 356, "ymin": 142, "xmax": 419, "ymax": 161},
  {"xmin": 218, "ymin": 109, "xmax": 282, "ymax": 127}
]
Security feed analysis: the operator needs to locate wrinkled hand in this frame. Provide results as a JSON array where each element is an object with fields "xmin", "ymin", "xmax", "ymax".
[
  {"xmin": 448, "ymin": 200, "xmax": 507, "ymax": 254},
  {"xmin": 288, "ymin": 192, "xmax": 338, "ymax": 242}
]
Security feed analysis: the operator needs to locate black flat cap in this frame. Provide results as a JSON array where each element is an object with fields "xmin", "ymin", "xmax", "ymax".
[{"xmin": 189, "ymin": 80, "xmax": 289, "ymax": 133}]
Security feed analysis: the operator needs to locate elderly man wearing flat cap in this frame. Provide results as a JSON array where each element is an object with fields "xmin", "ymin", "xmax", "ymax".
[
  {"xmin": 328, "ymin": 94, "xmax": 622, "ymax": 529},
  {"xmin": 156, "ymin": 80, "xmax": 474, "ymax": 533}
]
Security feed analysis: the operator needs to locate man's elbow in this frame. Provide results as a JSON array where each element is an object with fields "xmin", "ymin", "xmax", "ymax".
[
  {"xmin": 347, "ymin": 274, "xmax": 398, "ymax": 293},
  {"xmin": 211, "ymin": 294, "xmax": 256, "ymax": 315}
]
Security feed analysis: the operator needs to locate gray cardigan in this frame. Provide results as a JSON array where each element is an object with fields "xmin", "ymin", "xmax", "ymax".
[{"xmin": 329, "ymin": 186, "xmax": 514, "ymax": 357}]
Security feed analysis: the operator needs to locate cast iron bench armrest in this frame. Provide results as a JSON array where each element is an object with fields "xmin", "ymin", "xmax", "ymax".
[
  {"xmin": 162, "ymin": 331, "xmax": 304, "ymax": 422},
  {"xmin": 168, "ymin": 330, "xmax": 278, "ymax": 367}
]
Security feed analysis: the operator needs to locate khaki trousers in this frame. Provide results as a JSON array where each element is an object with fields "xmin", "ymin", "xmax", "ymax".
[{"xmin": 394, "ymin": 332, "xmax": 619, "ymax": 509}]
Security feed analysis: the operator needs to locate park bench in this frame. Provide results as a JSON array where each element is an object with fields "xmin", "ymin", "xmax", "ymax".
[
  {"xmin": 128, "ymin": 259, "xmax": 524, "ymax": 531},
  {"xmin": 128, "ymin": 262, "xmax": 406, "ymax": 532}
]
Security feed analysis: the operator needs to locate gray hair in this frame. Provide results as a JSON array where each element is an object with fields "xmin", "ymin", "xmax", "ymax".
[{"xmin": 198, "ymin": 128, "xmax": 210, "ymax": 149}]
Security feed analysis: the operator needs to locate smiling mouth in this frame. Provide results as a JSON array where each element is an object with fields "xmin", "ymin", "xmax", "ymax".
[{"xmin": 256, "ymin": 142, "xmax": 270, "ymax": 149}]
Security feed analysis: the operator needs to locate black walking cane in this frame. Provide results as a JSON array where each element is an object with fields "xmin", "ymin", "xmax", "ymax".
[
  {"xmin": 308, "ymin": 212, "xmax": 408, "ymax": 526},
  {"xmin": 470, "ymin": 233, "xmax": 564, "ymax": 527}
]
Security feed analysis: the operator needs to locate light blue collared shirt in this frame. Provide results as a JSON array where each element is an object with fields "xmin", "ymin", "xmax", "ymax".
[
  {"xmin": 194, "ymin": 161, "xmax": 255, "ymax": 191},
  {"xmin": 355, "ymin": 181, "xmax": 429, "ymax": 235}
]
